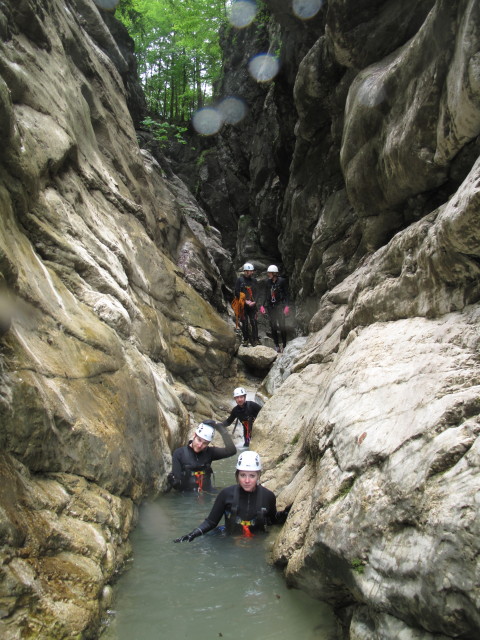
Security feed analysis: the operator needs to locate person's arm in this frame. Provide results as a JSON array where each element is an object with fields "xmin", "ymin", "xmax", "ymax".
[
  {"xmin": 167, "ymin": 448, "xmax": 184, "ymax": 490},
  {"xmin": 218, "ymin": 407, "xmax": 237, "ymax": 427},
  {"xmin": 247, "ymin": 401, "xmax": 262, "ymax": 420},
  {"xmin": 209, "ymin": 424, "xmax": 236, "ymax": 460},
  {"xmin": 234, "ymin": 277, "xmax": 243, "ymax": 298},
  {"xmin": 174, "ymin": 489, "xmax": 228, "ymax": 542}
]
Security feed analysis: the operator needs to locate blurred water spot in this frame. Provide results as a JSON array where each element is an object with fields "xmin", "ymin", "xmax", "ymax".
[
  {"xmin": 192, "ymin": 107, "xmax": 224, "ymax": 135},
  {"xmin": 292, "ymin": 0, "xmax": 324, "ymax": 20},
  {"xmin": 229, "ymin": 0, "xmax": 258, "ymax": 28},
  {"xmin": 218, "ymin": 96, "xmax": 247, "ymax": 124},
  {"xmin": 248, "ymin": 54, "xmax": 280, "ymax": 83},
  {"xmin": 93, "ymin": 0, "xmax": 119, "ymax": 10}
]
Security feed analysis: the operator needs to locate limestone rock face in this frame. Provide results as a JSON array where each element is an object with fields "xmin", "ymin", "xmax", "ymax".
[
  {"xmin": 206, "ymin": 1, "xmax": 480, "ymax": 638},
  {"xmin": 0, "ymin": 0, "xmax": 236, "ymax": 636}
]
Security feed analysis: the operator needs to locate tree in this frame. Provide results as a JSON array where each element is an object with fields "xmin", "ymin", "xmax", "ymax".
[{"xmin": 116, "ymin": 0, "xmax": 229, "ymax": 124}]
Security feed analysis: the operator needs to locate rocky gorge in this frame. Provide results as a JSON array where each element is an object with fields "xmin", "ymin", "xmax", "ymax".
[{"xmin": 0, "ymin": 0, "xmax": 479, "ymax": 638}]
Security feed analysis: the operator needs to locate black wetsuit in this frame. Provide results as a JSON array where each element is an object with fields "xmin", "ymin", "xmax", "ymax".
[
  {"xmin": 235, "ymin": 274, "xmax": 259, "ymax": 344},
  {"xmin": 196, "ymin": 484, "xmax": 278, "ymax": 535},
  {"xmin": 220, "ymin": 400, "xmax": 262, "ymax": 445},
  {"xmin": 170, "ymin": 426, "xmax": 236, "ymax": 491},
  {"xmin": 262, "ymin": 276, "xmax": 289, "ymax": 349}
]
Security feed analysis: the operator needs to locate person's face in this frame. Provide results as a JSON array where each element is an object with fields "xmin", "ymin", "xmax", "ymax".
[
  {"xmin": 238, "ymin": 471, "xmax": 260, "ymax": 492},
  {"xmin": 235, "ymin": 394, "xmax": 246, "ymax": 407},
  {"xmin": 238, "ymin": 470, "xmax": 259, "ymax": 492},
  {"xmin": 267, "ymin": 272, "xmax": 276, "ymax": 280},
  {"xmin": 243, "ymin": 270, "xmax": 254, "ymax": 277},
  {"xmin": 191, "ymin": 434, "xmax": 209, "ymax": 453}
]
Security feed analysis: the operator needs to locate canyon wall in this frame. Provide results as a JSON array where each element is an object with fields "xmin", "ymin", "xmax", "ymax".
[{"xmin": 0, "ymin": 0, "xmax": 238, "ymax": 637}]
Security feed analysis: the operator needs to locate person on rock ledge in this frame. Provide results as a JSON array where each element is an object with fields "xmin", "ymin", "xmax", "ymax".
[
  {"xmin": 234, "ymin": 262, "xmax": 260, "ymax": 347},
  {"xmin": 167, "ymin": 420, "xmax": 236, "ymax": 492},
  {"xmin": 260, "ymin": 264, "xmax": 290, "ymax": 353},
  {"xmin": 218, "ymin": 387, "xmax": 262, "ymax": 448},
  {"xmin": 174, "ymin": 451, "xmax": 290, "ymax": 542}
]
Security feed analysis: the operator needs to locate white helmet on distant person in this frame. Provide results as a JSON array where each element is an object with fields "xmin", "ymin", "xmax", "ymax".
[
  {"xmin": 242, "ymin": 262, "xmax": 254, "ymax": 271},
  {"xmin": 267, "ymin": 264, "xmax": 279, "ymax": 273},
  {"xmin": 233, "ymin": 387, "xmax": 247, "ymax": 398},
  {"xmin": 236, "ymin": 450, "xmax": 262, "ymax": 471},
  {"xmin": 195, "ymin": 423, "xmax": 214, "ymax": 442}
]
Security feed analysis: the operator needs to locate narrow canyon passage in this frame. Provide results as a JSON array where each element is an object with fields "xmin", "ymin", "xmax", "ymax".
[{"xmin": 101, "ymin": 457, "xmax": 340, "ymax": 640}]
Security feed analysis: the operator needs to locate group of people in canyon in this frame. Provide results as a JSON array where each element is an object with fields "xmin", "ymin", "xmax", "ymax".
[
  {"xmin": 234, "ymin": 263, "xmax": 290, "ymax": 353},
  {"xmin": 168, "ymin": 263, "xmax": 292, "ymax": 541},
  {"xmin": 168, "ymin": 387, "xmax": 289, "ymax": 541}
]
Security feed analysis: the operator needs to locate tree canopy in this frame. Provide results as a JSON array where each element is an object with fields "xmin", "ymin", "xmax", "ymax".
[{"xmin": 116, "ymin": 0, "xmax": 229, "ymax": 125}]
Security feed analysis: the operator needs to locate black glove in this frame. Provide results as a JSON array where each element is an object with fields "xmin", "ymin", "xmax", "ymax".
[
  {"xmin": 275, "ymin": 505, "xmax": 292, "ymax": 524},
  {"xmin": 173, "ymin": 528, "xmax": 203, "ymax": 543},
  {"xmin": 167, "ymin": 472, "xmax": 180, "ymax": 490}
]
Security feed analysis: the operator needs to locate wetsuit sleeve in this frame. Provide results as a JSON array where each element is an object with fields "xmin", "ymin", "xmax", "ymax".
[
  {"xmin": 234, "ymin": 277, "xmax": 243, "ymax": 298},
  {"xmin": 263, "ymin": 488, "xmax": 278, "ymax": 524},
  {"xmin": 171, "ymin": 448, "xmax": 184, "ymax": 486},
  {"xmin": 196, "ymin": 488, "xmax": 230, "ymax": 534},
  {"xmin": 219, "ymin": 406, "xmax": 237, "ymax": 427},
  {"xmin": 247, "ymin": 401, "xmax": 262, "ymax": 419},
  {"xmin": 209, "ymin": 425, "xmax": 236, "ymax": 460},
  {"xmin": 280, "ymin": 278, "xmax": 289, "ymax": 305}
]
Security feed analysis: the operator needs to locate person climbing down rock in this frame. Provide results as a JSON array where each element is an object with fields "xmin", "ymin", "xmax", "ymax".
[
  {"xmin": 218, "ymin": 387, "xmax": 262, "ymax": 447},
  {"xmin": 259, "ymin": 264, "xmax": 289, "ymax": 352},
  {"xmin": 234, "ymin": 262, "xmax": 259, "ymax": 347},
  {"xmin": 167, "ymin": 420, "xmax": 236, "ymax": 492},
  {"xmin": 174, "ymin": 451, "xmax": 291, "ymax": 541}
]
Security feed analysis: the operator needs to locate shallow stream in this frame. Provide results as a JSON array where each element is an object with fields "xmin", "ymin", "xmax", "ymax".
[{"xmin": 102, "ymin": 457, "xmax": 339, "ymax": 640}]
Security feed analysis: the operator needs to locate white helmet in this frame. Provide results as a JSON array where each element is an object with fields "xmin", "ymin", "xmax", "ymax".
[
  {"xmin": 267, "ymin": 264, "xmax": 279, "ymax": 273},
  {"xmin": 242, "ymin": 262, "xmax": 254, "ymax": 271},
  {"xmin": 236, "ymin": 451, "xmax": 262, "ymax": 471},
  {"xmin": 233, "ymin": 387, "xmax": 247, "ymax": 398},
  {"xmin": 195, "ymin": 423, "xmax": 214, "ymax": 442}
]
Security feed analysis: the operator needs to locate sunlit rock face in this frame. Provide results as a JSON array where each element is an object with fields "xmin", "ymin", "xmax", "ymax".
[
  {"xmin": 0, "ymin": 0, "xmax": 236, "ymax": 636},
  {"xmin": 220, "ymin": 1, "xmax": 480, "ymax": 639}
]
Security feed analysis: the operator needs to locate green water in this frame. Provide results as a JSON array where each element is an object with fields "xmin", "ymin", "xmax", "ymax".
[{"xmin": 102, "ymin": 458, "xmax": 340, "ymax": 640}]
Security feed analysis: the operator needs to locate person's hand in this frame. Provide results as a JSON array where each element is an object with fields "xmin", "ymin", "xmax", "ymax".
[
  {"xmin": 283, "ymin": 306, "xmax": 290, "ymax": 316},
  {"xmin": 246, "ymin": 300, "xmax": 254, "ymax": 306},
  {"xmin": 174, "ymin": 529, "xmax": 202, "ymax": 543},
  {"xmin": 259, "ymin": 305, "xmax": 266, "ymax": 314}
]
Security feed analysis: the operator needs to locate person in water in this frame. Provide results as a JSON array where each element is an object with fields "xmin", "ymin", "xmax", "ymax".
[
  {"xmin": 168, "ymin": 421, "xmax": 236, "ymax": 492},
  {"xmin": 218, "ymin": 386, "xmax": 262, "ymax": 447},
  {"xmin": 174, "ymin": 451, "xmax": 290, "ymax": 541}
]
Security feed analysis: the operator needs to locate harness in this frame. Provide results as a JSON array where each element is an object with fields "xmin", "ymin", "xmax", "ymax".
[
  {"xmin": 225, "ymin": 486, "xmax": 266, "ymax": 536},
  {"xmin": 183, "ymin": 464, "xmax": 212, "ymax": 492}
]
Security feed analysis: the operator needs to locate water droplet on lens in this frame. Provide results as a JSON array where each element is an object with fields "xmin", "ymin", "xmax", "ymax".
[
  {"xmin": 217, "ymin": 97, "xmax": 247, "ymax": 124},
  {"xmin": 248, "ymin": 54, "xmax": 280, "ymax": 83},
  {"xmin": 292, "ymin": 0, "xmax": 323, "ymax": 20},
  {"xmin": 192, "ymin": 107, "xmax": 224, "ymax": 136},
  {"xmin": 228, "ymin": 1, "xmax": 258, "ymax": 28}
]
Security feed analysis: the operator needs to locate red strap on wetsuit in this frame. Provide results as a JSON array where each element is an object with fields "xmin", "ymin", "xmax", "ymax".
[
  {"xmin": 241, "ymin": 524, "xmax": 254, "ymax": 538},
  {"xmin": 193, "ymin": 471, "xmax": 204, "ymax": 491}
]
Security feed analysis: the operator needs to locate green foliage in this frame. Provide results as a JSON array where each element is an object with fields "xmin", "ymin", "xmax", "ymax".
[
  {"xmin": 350, "ymin": 558, "xmax": 365, "ymax": 574},
  {"xmin": 116, "ymin": 0, "xmax": 229, "ymax": 124},
  {"xmin": 141, "ymin": 116, "xmax": 187, "ymax": 146}
]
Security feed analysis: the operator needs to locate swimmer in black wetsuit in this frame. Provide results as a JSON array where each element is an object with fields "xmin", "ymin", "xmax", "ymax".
[
  {"xmin": 174, "ymin": 451, "xmax": 290, "ymax": 541},
  {"xmin": 219, "ymin": 387, "xmax": 262, "ymax": 447},
  {"xmin": 168, "ymin": 421, "xmax": 236, "ymax": 492}
]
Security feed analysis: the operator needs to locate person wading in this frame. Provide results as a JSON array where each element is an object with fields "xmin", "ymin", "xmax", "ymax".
[
  {"xmin": 259, "ymin": 264, "xmax": 290, "ymax": 353},
  {"xmin": 168, "ymin": 421, "xmax": 236, "ymax": 492},
  {"xmin": 218, "ymin": 387, "xmax": 262, "ymax": 448},
  {"xmin": 234, "ymin": 262, "xmax": 259, "ymax": 347},
  {"xmin": 174, "ymin": 451, "xmax": 290, "ymax": 541}
]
